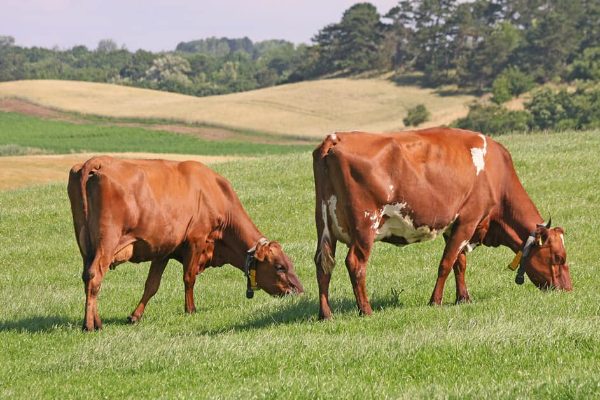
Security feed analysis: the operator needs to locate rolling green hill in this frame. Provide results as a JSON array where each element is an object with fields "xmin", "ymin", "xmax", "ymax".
[{"xmin": 0, "ymin": 78, "xmax": 475, "ymax": 137}]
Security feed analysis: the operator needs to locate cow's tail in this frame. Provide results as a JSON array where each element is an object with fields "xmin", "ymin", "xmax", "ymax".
[
  {"xmin": 79, "ymin": 157, "xmax": 103, "ymax": 221},
  {"xmin": 313, "ymin": 134, "xmax": 338, "ymax": 275},
  {"xmin": 67, "ymin": 157, "xmax": 104, "ymax": 262}
]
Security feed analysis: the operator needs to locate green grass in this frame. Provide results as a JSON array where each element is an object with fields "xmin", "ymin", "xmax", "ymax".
[
  {"xmin": 0, "ymin": 111, "xmax": 312, "ymax": 156},
  {"xmin": 1, "ymin": 130, "xmax": 599, "ymax": 398}
]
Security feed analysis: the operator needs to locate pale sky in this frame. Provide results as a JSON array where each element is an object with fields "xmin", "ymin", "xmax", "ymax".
[{"xmin": 2, "ymin": 0, "xmax": 400, "ymax": 51}]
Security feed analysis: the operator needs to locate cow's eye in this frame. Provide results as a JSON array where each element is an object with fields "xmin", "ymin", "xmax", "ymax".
[{"xmin": 275, "ymin": 264, "xmax": 286, "ymax": 272}]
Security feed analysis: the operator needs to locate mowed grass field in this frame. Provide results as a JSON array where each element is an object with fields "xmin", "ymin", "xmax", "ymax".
[
  {"xmin": 1, "ymin": 129, "xmax": 599, "ymax": 398},
  {"xmin": 0, "ymin": 78, "xmax": 475, "ymax": 137}
]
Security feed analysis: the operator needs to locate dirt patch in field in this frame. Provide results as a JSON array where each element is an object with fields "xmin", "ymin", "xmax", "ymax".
[
  {"xmin": 0, "ymin": 153, "xmax": 244, "ymax": 191},
  {"xmin": 0, "ymin": 98, "xmax": 67, "ymax": 119}
]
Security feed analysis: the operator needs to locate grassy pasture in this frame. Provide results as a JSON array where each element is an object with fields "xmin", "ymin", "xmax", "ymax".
[
  {"xmin": 0, "ymin": 79, "xmax": 475, "ymax": 137},
  {"xmin": 1, "ymin": 131, "xmax": 599, "ymax": 398},
  {"xmin": 0, "ymin": 111, "xmax": 311, "ymax": 156}
]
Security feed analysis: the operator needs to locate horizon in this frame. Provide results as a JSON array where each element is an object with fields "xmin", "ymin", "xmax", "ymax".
[{"xmin": 1, "ymin": 0, "xmax": 399, "ymax": 52}]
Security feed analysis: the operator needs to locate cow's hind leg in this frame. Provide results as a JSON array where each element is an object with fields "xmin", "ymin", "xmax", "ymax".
[
  {"xmin": 82, "ymin": 251, "xmax": 112, "ymax": 331},
  {"xmin": 315, "ymin": 238, "xmax": 337, "ymax": 320},
  {"xmin": 430, "ymin": 222, "xmax": 477, "ymax": 306},
  {"xmin": 128, "ymin": 258, "xmax": 169, "ymax": 323},
  {"xmin": 346, "ymin": 241, "xmax": 374, "ymax": 316}
]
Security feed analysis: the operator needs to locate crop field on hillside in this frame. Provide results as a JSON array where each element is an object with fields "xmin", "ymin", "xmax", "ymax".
[
  {"xmin": 1, "ymin": 130, "xmax": 599, "ymax": 398},
  {"xmin": 0, "ymin": 111, "xmax": 311, "ymax": 157},
  {"xmin": 0, "ymin": 78, "xmax": 475, "ymax": 137}
]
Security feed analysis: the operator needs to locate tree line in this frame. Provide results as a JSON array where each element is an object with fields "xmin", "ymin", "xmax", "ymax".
[{"xmin": 0, "ymin": 0, "xmax": 598, "ymax": 98}]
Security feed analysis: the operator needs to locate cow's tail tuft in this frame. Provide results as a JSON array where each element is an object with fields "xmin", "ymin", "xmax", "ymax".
[{"xmin": 317, "ymin": 236, "xmax": 336, "ymax": 275}]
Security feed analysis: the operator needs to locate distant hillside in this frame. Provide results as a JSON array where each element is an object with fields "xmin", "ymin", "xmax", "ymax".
[{"xmin": 0, "ymin": 79, "xmax": 475, "ymax": 137}]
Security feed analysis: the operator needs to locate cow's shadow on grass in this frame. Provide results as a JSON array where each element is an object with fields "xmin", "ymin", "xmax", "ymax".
[
  {"xmin": 0, "ymin": 315, "xmax": 131, "ymax": 333},
  {"xmin": 202, "ymin": 293, "xmax": 404, "ymax": 334},
  {"xmin": 0, "ymin": 316, "xmax": 76, "ymax": 333}
]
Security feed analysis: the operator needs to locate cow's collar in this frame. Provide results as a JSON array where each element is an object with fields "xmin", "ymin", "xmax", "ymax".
[
  {"xmin": 513, "ymin": 224, "xmax": 548, "ymax": 285},
  {"xmin": 244, "ymin": 237, "xmax": 268, "ymax": 299}
]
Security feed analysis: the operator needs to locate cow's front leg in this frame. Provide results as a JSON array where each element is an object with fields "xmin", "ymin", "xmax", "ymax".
[
  {"xmin": 453, "ymin": 252, "xmax": 471, "ymax": 304},
  {"xmin": 182, "ymin": 246, "xmax": 205, "ymax": 314},
  {"xmin": 128, "ymin": 258, "xmax": 168, "ymax": 323},
  {"xmin": 430, "ymin": 223, "xmax": 477, "ymax": 305},
  {"xmin": 345, "ymin": 243, "xmax": 373, "ymax": 316}
]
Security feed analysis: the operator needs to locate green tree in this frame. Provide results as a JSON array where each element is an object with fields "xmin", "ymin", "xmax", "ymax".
[
  {"xmin": 517, "ymin": 1, "xmax": 583, "ymax": 82},
  {"xmin": 96, "ymin": 39, "xmax": 118, "ymax": 53},
  {"xmin": 460, "ymin": 22, "xmax": 522, "ymax": 90},
  {"xmin": 312, "ymin": 2, "xmax": 386, "ymax": 74}
]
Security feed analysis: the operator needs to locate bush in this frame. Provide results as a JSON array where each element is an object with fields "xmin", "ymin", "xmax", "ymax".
[
  {"xmin": 526, "ymin": 87, "xmax": 600, "ymax": 130},
  {"xmin": 491, "ymin": 67, "xmax": 534, "ymax": 104},
  {"xmin": 569, "ymin": 47, "xmax": 600, "ymax": 81},
  {"xmin": 491, "ymin": 75, "xmax": 512, "ymax": 104},
  {"xmin": 453, "ymin": 103, "xmax": 531, "ymax": 134},
  {"xmin": 403, "ymin": 104, "xmax": 431, "ymax": 127}
]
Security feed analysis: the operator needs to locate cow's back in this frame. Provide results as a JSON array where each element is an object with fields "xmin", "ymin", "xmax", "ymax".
[
  {"xmin": 314, "ymin": 128, "xmax": 508, "ymax": 239},
  {"xmin": 71, "ymin": 156, "xmax": 235, "ymax": 262}
]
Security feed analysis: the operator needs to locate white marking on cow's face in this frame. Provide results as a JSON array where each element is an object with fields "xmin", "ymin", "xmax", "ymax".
[
  {"xmin": 372, "ymin": 202, "xmax": 453, "ymax": 244},
  {"xmin": 470, "ymin": 134, "xmax": 487, "ymax": 176},
  {"xmin": 329, "ymin": 133, "xmax": 337, "ymax": 141},
  {"xmin": 328, "ymin": 195, "xmax": 351, "ymax": 243},
  {"xmin": 560, "ymin": 233, "xmax": 565, "ymax": 247}
]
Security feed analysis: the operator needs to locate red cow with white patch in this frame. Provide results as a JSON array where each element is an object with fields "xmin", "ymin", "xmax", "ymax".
[{"xmin": 313, "ymin": 128, "xmax": 571, "ymax": 320}]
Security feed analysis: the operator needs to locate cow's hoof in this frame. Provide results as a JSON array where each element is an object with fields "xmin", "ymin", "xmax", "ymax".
[
  {"xmin": 318, "ymin": 311, "xmax": 333, "ymax": 321},
  {"xmin": 455, "ymin": 297, "xmax": 471, "ymax": 305},
  {"xmin": 82, "ymin": 323, "xmax": 101, "ymax": 332},
  {"xmin": 127, "ymin": 315, "xmax": 140, "ymax": 324}
]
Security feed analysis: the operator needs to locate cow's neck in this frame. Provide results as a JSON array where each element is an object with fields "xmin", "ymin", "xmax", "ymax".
[
  {"xmin": 496, "ymin": 178, "xmax": 543, "ymax": 252},
  {"xmin": 218, "ymin": 214, "xmax": 264, "ymax": 271}
]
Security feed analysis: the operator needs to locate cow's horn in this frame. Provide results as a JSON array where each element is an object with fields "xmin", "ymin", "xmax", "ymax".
[{"xmin": 536, "ymin": 217, "xmax": 552, "ymax": 230}]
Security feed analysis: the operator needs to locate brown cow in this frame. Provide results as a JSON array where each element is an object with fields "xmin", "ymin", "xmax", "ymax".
[
  {"xmin": 313, "ymin": 128, "xmax": 571, "ymax": 320},
  {"xmin": 68, "ymin": 156, "xmax": 303, "ymax": 331}
]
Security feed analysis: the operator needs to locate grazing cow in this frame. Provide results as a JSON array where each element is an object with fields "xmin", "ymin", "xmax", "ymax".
[
  {"xmin": 313, "ymin": 128, "xmax": 571, "ymax": 320},
  {"xmin": 68, "ymin": 156, "xmax": 303, "ymax": 331}
]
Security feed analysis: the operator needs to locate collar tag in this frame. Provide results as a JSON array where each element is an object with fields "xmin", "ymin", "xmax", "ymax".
[{"xmin": 508, "ymin": 251, "xmax": 522, "ymax": 271}]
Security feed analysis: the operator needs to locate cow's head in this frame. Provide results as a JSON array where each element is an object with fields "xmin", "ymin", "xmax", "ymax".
[
  {"xmin": 516, "ymin": 221, "xmax": 572, "ymax": 291},
  {"xmin": 245, "ymin": 239, "xmax": 304, "ymax": 298}
]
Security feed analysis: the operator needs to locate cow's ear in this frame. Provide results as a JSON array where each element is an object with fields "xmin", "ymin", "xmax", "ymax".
[{"xmin": 254, "ymin": 242, "xmax": 270, "ymax": 262}]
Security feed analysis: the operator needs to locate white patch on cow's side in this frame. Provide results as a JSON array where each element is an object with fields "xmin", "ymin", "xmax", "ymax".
[
  {"xmin": 328, "ymin": 195, "xmax": 351, "ymax": 243},
  {"xmin": 470, "ymin": 134, "xmax": 487, "ymax": 176},
  {"xmin": 372, "ymin": 202, "xmax": 453, "ymax": 244},
  {"xmin": 387, "ymin": 184, "xmax": 394, "ymax": 202}
]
